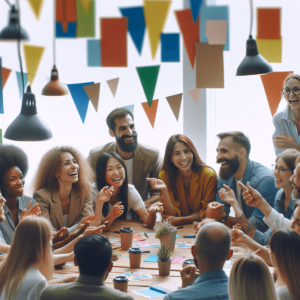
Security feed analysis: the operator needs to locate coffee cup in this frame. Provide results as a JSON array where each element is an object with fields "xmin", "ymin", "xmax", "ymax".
[
  {"xmin": 120, "ymin": 227, "xmax": 134, "ymax": 250},
  {"xmin": 113, "ymin": 276, "xmax": 129, "ymax": 293},
  {"xmin": 128, "ymin": 248, "xmax": 142, "ymax": 268},
  {"xmin": 182, "ymin": 258, "xmax": 194, "ymax": 268}
]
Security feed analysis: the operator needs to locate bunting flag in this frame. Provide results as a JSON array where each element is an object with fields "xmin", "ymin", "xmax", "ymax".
[
  {"xmin": 122, "ymin": 104, "xmax": 134, "ymax": 115},
  {"xmin": 120, "ymin": 6, "xmax": 146, "ymax": 55},
  {"xmin": 260, "ymin": 71, "xmax": 293, "ymax": 116},
  {"xmin": 83, "ymin": 82, "xmax": 100, "ymax": 112},
  {"xmin": 144, "ymin": 0, "xmax": 171, "ymax": 59},
  {"xmin": 136, "ymin": 65, "xmax": 160, "ymax": 107},
  {"xmin": 0, "ymin": 58, "xmax": 4, "ymax": 114},
  {"xmin": 2, "ymin": 67, "xmax": 11, "ymax": 88},
  {"xmin": 107, "ymin": 78, "xmax": 119, "ymax": 97},
  {"xmin": 16, "ymin": 72, "xmax": 29, "ymax": 99},
  {"xmin": 76, "ymin": 0, "xmax": 95, "ymax": 37},
  {"xmin": 80, "ymin": 0, "xmax": 92, "ymax": 13},
  {"xmin": 166, "ymin": 93, "xmax": 182, "ymax": 121},
  {"xmin": 56, "ymin": 0, "xmax": 77, "ymax": 37},
  {"xmin": 142, "ymin": 99, "xmax": 159, "ymax": 128},
  {"xmin": 190, "ymin": 0, "xmax": 203, "ymax": 22},
  {"xmin": 188, "ymin": 88, "xmax": 200, "ymax": 105},
  {"xmin": 23, "ymin": 45, "xmax": 45, "ymax": 86},
  {"xmin": 26, "ymin": 0, "xmax": 44, "ymax": 20},
  {"xmin": 67, "ymin": 82, "xmax": 94, "ymax": 123},
  {"xmin": 175, "ymin": 9, "xmax": 199, "ymax": 68}
]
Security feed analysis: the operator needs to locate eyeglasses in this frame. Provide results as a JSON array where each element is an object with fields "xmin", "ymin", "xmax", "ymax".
[
  {"xmin": 282, "ymin": 86, "xmax": 300, "ymax": 96},
  {"xmin": 271, "ymin": 164, "xmax": 291, "ymax": 174}
]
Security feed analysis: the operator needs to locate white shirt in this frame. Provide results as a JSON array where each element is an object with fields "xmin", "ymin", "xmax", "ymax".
[
  {"xmin": 236, "ymin": 178, "xmax": 243, "ymax": 212},
  {"xmin": 0, "ymin": 268, "xmax": 47, "ymax": 300},
  {"xmin": 276, "ymin": 285, "xmax": 293, "ymax": 300},
  {"xmin": 123, "ymin": 158, "xmax": 134, "ymax": 184},
  {"xmin": 264, "ymin": 208, "xmax": 291, "ymax": 231},
  {"xmin": 91, "ymin": 183, "xmax": 145, "ymax": 220}
]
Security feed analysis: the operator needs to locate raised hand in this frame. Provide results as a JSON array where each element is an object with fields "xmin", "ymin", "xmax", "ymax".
[
  {"xmin": 97, "ymin": 186, "xmax": 114, "ymax": 203},
  {"xmin": 148, "ymin": 202, "xmax": 164, "ymax": 214},
  {"xmin": 219, "ymin": 185, "xmax": 237, "ymax": 205},
  {"xmin": 206, "ymin": 202, "xmax": 225, "ymax": 220},
  {"xmin": 238, "ymin": 182, "xmax": 264, "ymax": 208},
  {"xmin": 20, "ymin": 203, "xmax": 41, "ymax": 222},
  {"xmin": 53, "ymin": 227, "xmax": 69, "ymax": 244},
  {"xmin": 146, "ymin": 178, "xmax": 167, "ymax": 191},
  {"xmin": 180, "ymin": 265, "xmax": 199, "ymax": 288},
  {"xmin": 112, "ymin": 202, "xmax": 124, "ymax": 218}
]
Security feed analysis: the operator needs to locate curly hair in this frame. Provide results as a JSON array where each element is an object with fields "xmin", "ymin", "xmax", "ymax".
[
  {"xmin": 0, "ymin": 145, "xmax": 28, "ymax": 187},
  {"xmin": 33, "ymin": 146, "xmax": 94, "ymax": 199}
]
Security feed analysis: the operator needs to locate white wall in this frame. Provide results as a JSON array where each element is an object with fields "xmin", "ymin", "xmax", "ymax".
[{"xmin": 0, "ymin": 0, "xmax": 183, "ymax": 195}]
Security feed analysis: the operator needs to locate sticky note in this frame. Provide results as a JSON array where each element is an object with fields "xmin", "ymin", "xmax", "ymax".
[
  {"xmin": 87, "ymin": 40, "xmax": 101, "ymax": 66},
  {"xmin": 56, "ymin": 0, "xmax": 77, "ymax": 36},
  {"xmin": 205, "ymin": 20, "xmax": 227, "ymax": 45},
  {"xmin": 76, "ymin": 0, "xmax": 95, "ymax": 37},
  {"xmin": 143, "ymin": 254, "xmax": 158, "ymax": 262},
  {"xmin": 256, "ymin": 36, "xmax": 282, "ymax": 63},
  {"xmin": 141, "ymin": 100, "xmax": 159, "ymax": 128},
  {"xmin": 257, "ymin": 8, "xmax": 281, "ymax": 39},
  {"xmin": 171, "ymin": 257, "xmax": 184, "ymax": 264},
  {"xmin": 132, "ymin": 288, "xmax": 164, "ymax": 298},
  {"xmin": 161, "ymin": 33, "xmax": 180, "ymax": 62}
]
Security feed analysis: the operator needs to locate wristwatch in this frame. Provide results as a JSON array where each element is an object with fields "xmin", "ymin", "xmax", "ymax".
[{"xmin": 219, "ymin": 214, "xmax": 228, "ymax": 224}]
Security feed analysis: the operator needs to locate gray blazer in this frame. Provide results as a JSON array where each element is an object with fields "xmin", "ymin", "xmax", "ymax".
[
  {"xmin": 40, "ymin": 275, "xmax": 134, "ymax": 300},
  {"xmin": 87, "ymin": 142, "xmax": 162, "ymax": 201}
]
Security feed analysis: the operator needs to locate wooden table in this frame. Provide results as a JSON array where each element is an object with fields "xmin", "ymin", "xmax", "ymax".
[{"xmin": 54, "ymin": 220, "xmax": 257, "ymax": 300}]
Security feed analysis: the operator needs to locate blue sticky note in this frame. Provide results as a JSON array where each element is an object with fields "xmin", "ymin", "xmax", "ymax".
[
  {"xmin": 176, "ymin": 235, "xmax": 180, "ymax": 238},
  {"xmin": 144, "ymin": 254, "xmax": 158, "ymax": 262},
  {"xmin": 161, "ymin": 33, "xmax": 180, "ymax": 62},
  {"xmin": 135, "ymin": 288, "xmax": 164, "ymax": 298},
  {"xmin": 16, "ymin": 71, "xmax": 28, "ymax": 99},
  {"xmin": 0, "ymin": 58, "xmax": 3, "ymax": 114},
  {"xmin": 56, "ymin": 22, "xmax": 76, "ymax": 38},
  {"xmin": 200, "ymin": 5, "xmax": 230, "ymax": 51},
  {"xmin": 122, "ymin": 105, "xmax": 134, "ymax": 115},
  {"xmin": 67, "ymin": 82, "xmax": 94, "ymax": 123},
  {"xmin": 119, "ymin": 6, "xmax": 145, "ymax": 55},
  {"xmin": 190, "ymin": 0, "xmax": 203, "ymax": 22},
  {"xmin": 87, "ymin": 40, "xmax": 101, "ymax": 67}
]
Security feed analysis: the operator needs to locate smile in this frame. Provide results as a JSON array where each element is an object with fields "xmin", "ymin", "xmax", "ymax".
[
  {"xmin": 68, "ymin": 173, "xmax": 78, "ymax": 177},
  {"xmin": 112, "ymin": 177, "xmax": 122, "ymax": 182},
  {"xmin": 15, "ymin": 187, "xmax": 23, "ymax": 192},
  {"xmin": 275, "ymin": 179, "xmax": 283, "ymax": 182},
  {"xmin": 124, "ymin": 137, "xmax": 134, "ymax": 141},
  {"xmin": 179, "ymin": 161, "xmax": 189, "ymax": 166},
  {"xmin": 289, "ymin": 99, "xmax": 299, "ymax": 103},
  {"xmin": 221, "ymin": 162, "xmax": 229, "ymax": 168}
]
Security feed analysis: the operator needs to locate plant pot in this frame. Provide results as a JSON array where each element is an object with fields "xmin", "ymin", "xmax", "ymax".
[
  {"xmin": 160, "ymin": 229, "xmax": 177, "ymax": 252},
  {"xmin": 158, "ymin": 259, "xmax": 171, "ymax": 276}
]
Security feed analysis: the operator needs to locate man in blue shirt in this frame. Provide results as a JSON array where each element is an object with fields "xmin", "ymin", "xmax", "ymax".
[
  {"xmin": 164, "ymin": 222, "xmax": 230, "ymax": 300},
  {"xmin": 208, "ymin": 131, "xmax": 277, "ymax": 232}
]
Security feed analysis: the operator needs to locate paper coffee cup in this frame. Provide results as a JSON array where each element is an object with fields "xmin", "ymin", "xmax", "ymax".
[
  {"xmin": 182, "ymin": 258, "xmax": 194, "ymax": 268},
  {"xmin": 120, "ymin": 227, "xmax": 134, "ymax": 250},
  {"xmin": 128, "ymin": 248, "xmax": 142, "ymax": 268},
  {"xmin": 113, "ymin": 276, "xmax": 129, "ymax": 293}
]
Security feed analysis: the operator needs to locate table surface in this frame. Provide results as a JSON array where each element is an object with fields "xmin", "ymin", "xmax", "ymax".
[{"xmin": 54, "ymin": 220, "xmax": 267, "ymax": 300}]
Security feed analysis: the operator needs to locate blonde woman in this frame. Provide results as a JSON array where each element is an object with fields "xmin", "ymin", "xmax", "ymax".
[
  {"xmin": 229, "ymin": 254, "xmax": 277, "ymax": 300},
  {"xmin": 270, "ymin": 229, "xmax": 300, "ymax": 300},
  {"xmin": 0, "ymin": 216, "xmax": 53, "ymax": 300}
]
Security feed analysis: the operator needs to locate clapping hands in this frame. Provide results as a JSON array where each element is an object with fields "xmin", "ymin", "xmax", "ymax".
[
  {"xmin": 20, "ymin": 201, "xmax": 41, "ymax": 222},
  {"xmin": 146, "ymin": 178, "xmax": 167, "ymax": 191},
  {"xmin": 147, "ymin": 202, "xmax": 164, "ymax": 214}
]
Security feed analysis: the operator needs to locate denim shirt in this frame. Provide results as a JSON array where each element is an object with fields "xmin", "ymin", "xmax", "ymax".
[
  {"xmin": 253, "ymin": 189, "xmax": 295, "ymax": 246},
  {"xmin": 164, "ymin": 270, "xmax": 229, "ymax": 300},
  {"xmin": 0, "ymin": 195, "xmax": 36, "ymax": 245},
  {"xmin": 216, "ymin": 160, "xmax": 278, "ymax": 232},
  {"xmin": 0, "ymin": 230, "xmax": 6, "ymax": 245}
]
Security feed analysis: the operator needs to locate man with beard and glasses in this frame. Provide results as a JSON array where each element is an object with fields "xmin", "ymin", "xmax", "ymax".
[
  {"xmin": 87, "ymin": 108, "xmax": 162, "ymax": 209},
  {"xmin": 207, "ymin": 131, "xmax": 277, "ymax": 232}
]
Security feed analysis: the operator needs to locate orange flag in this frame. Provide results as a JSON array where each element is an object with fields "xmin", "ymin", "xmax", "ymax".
[
  {"xmin": 2, "ymin": 67, "xmax": 11, "ymax": 88},
  {"xmin": 260, "ymin": 71, "xmax": 293, "ymax": 116},
  {"xmin": 142, "ymin": 99, "xmax": 159, "ymax": 128}
]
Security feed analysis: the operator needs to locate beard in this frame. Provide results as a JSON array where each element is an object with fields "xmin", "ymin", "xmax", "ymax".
[
  {"xmin": 218, "ymin": 155, "xmax": 240, "ymax": 180},
  {"xmin": 116, "ymin": 132, "xmax": 138, "ymax": 153}
]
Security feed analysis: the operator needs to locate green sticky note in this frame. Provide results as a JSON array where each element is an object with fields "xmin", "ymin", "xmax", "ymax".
[
  {"xmin": 76, "ymin": 0, "xmax": 95, "ymax": 37},
  {"xmin": 0, "ymin": 129, "xmax": 2, "ymax": 144},
  {"xmin": 136, "ymin": 66, "xmax": 160, "ymax": 107}
]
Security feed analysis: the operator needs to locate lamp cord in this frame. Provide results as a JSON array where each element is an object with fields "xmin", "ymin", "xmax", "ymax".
[
  {"xmin": 249, "ymin": 0, "xmax": 253, "ymax": 35},
  {"xmin": 53, "ymin": 0, "xmax": 56, "ymax": 66},
  {"xmin": 4, "ymin": 0, "xmax": 12, "ymax": 8}
]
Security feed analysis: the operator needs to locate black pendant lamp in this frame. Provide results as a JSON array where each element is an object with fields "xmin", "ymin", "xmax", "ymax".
[
  {"xmin": 236, "ymin": 0, "xmax": 273, "ymax": 76},
  {"xmin": 4, "ymin": 85, "xmax": 53, "ymax": 141}
]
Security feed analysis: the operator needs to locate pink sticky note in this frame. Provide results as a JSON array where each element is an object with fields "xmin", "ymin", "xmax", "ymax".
[{"xmin": 172, "ymin": 257, "xmax": 184, "ymax": 264}]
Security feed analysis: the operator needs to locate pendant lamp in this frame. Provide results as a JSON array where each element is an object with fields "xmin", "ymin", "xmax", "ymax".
[
  {"xmin": 236, "ymin": 0, "xmax": 273, "ymax": 76},
  {"xmin": 0, "ymin": 4, "xmax": 29, "ymax": 40},
  {"xmin": 4, "ymin": 85, "xmax": 53, "ymax": 141}
]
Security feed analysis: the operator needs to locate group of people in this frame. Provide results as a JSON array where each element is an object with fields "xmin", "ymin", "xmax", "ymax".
[{"xmin": 1, "ymin": 73, "xmax": 300, "ymax": 299}]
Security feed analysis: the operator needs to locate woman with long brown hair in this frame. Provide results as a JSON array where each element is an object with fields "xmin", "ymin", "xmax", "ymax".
[
  {"xmin": 147, "ymin": 134, "xmax": 217, "ymax": 225},
  {"xmin": 33, "ymin": 146, "xmax": 94, "ymax": 231}
]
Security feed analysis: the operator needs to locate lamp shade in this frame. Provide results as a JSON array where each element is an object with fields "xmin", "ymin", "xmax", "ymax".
[
  {"xmin": 0, "ymin": 5, "xmax": 29, "ymax": 40},
  {"xmin": 236, "ymin": 35, "xmax": 273, "ymax": 76},
  {"xmin": 42, "ymin": 66, "xmax": 69, "ymax": 96},
  {"xmin": 4, "ymin": 85, "xmax": 52, "ymax": 141}
]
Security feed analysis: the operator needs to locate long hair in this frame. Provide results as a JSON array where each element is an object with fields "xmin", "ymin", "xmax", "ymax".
[
  {"xmin": 229, "ymin": 254, "xmax": 277, "ymax": 300},
  {"xmin": 33, "ymin": 146, "xmax": 94, "ymax": 199},
  {"xmin": 95, "ymin": 152, "xmax": 128, "ymax": 220},
  {"xmin": 0, "ymin": 216, "xmax": 53, "ymax": 299},
  {"xmin": 270, "ymin": 228, "xmax": 300, "ymax": 300},
  {"xmin": 162, "ymin": 134, "xmax": 215, "ymax": 201}
]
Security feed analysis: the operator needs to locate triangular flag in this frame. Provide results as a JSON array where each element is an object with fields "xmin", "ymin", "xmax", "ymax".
[
  {"xmin": 260, "ymin": 71, "xmax": 294, "ymax": 116},
  {"xmin": 144, "ymin": 0, "xmax": 171, "ymax": 59},
  {"xmin": 136, "ymin": 66, "xmax": 160, "ymax": 107},
  {"xmin": 120, "ymin": 6, "xmax": 146, "ymax": 55},
  {"xmin": 142, "ymin": 99, "xmax": 159, "ymax": 128},
  {"xmin": 166, "ymin": 93, "xmax": 182, "ymax": 121},
  {"xmin": 23, "ymin": 45, "xmax": 45, "ymax": 86},
  {"xmin": 67, "ymin": 82, "xmax": 94, "ymax": 123},
  {"xmin": 122, "ymin": 105, "xmax": 134, "ymax": 115},
  {"xmin": 190, "ymin": 0, "xmax": 203, "ymax": 23},
  {"xmin": 188, "ymin": 88, "xmax": 200, "ymax": 105},
  {"xmin": 16, "ymin": 72, "xmax": 29, "ymax": 99},
  {"xmin": 83, "ymin": 82, "xmax": 100, "ymax": 112},
  {"xmin": 80, "ymin": 0, "xmax": 92, "ymax": 13},
  {"xmin": 2, "ymin": 67, "xmax": 11, "ymax": 88},
  {"xmin": 107, "ymin": 78, "xmax": 119, "ymax": 97},
  {"xmin": 26, "ymin": 0, "xmax": 44, "ymax": 20}
]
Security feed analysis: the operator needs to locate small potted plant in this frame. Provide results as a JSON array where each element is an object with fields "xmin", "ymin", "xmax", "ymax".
[
  {"xmin": 155, "ymin": 220, "xmax": 177, "ymax": 251},
  {"xmin": 157, "ymin": 243, "xmax": 173, "ymax": 276}
]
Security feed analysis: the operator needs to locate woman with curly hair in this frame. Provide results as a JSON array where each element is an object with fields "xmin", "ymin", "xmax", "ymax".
[{"xmin": 33, "ymin": 146, "xmax": 94, "ymax": 232}]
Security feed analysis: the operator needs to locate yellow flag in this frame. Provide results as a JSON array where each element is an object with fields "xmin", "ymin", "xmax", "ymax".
[
  {"xmin": 26, "ymin": 0, "xmax": 44, "ymax": 20},
  {"xmin": 23, "ymin": 45, "xmax": 45, "ymax": 86},
  {"xmin": 144, "ymin": 0, "xmax": 171, "ymax": 59},
  {"xmin": 80, "ymin": 0, "xmax": 92, "ymax": 13}
]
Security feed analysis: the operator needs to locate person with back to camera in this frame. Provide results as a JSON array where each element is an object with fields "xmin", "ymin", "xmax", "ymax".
[{"xmin": 273, "ymin": 74, "xmax": 300, "ymax": 156}]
